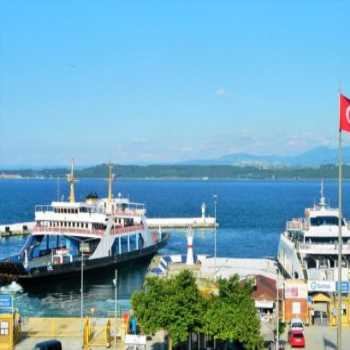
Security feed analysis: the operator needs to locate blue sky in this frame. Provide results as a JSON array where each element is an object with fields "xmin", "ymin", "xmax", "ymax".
[{"xmin": 1, "ymin": 1, "xmax": 349, "ymax": 167}]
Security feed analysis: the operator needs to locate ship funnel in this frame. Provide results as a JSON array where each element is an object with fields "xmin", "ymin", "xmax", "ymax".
[{"xmin": 186, "ymin": 226, "xmax": 194, "ymax": 265}]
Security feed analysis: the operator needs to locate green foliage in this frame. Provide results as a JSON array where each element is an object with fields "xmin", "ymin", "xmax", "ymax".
[
  {"xmin": 132, "ymin": 270, "xmax": 204, "ymax": 346},
  {"xmin": 278, "ymin": 320, "xmax": 286, "ymax": 336},
  {"xmin": 132, "ymin": 271, "xmax": 263, "ymax": 350},
  {"xmin": 203, "ymin": 275, "xmax": 263, "ymax": 350},
  {"xmin": 3, "ymin": 163, "xmax": 350, "ymax": 179}
]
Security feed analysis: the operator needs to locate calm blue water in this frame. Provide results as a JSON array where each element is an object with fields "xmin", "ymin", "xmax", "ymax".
[{"xmin": 0, "ymin": 179, "xmax": 347, "ymax": 316}]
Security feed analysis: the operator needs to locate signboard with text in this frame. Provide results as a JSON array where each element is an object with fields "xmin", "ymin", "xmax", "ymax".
[
  {"xmin": 308, "ymin": 280, "xmax": 335, "ymax": 293},
  {"xmin": 0, "ymin": 294, "xmax": 13, "ymax": 313}
]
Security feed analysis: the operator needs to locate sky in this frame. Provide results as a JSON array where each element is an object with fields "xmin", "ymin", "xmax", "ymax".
[{"xmin": 1, "ymin": 1, "xmax": 349, "ymax": 167}]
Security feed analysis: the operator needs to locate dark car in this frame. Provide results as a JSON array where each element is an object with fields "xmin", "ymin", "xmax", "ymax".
[{"xmin": 33, "ymin": 340, "xmax": 62, "ymax": 350}]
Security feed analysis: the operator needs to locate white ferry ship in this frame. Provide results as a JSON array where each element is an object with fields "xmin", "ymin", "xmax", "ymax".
[
  {"xmin": 0, "ymin": 163, "xmax": 169, "ymax": 285},
  {"xmin": 278, "ymin": 182, "xmax": 350, "ymax": 282}
]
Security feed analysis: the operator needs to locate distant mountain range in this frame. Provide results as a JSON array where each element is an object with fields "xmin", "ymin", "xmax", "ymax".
[{"xmin": 180, "ymin": 146, "xmax": 350, "ymax": 167}]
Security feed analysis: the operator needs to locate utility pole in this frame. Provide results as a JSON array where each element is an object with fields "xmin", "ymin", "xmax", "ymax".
[
  {"xmin": 114, "ymin": 269, "xmax": 118, "ymax": 318},
  {"xmin": 276, "ymin": 270, "xmax": 279, "ymax": 350},
  {"xmin": 213, "ymin": 194, "xmax": 218, "ymax": 280},
  {"xmin": 80, "ymin": 250, "xmax": 84, "ymax": 334}
]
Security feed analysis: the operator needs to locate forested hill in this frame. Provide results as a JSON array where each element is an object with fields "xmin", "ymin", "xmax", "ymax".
[{"xmin": 1, "ymin": 164, "xmax": 350, "ymax": 180}]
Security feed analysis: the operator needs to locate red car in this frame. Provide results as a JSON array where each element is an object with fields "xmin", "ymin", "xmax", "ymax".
[{"xmin": 288, "ymin": 330, "xmax": 305, "ymax": 348}]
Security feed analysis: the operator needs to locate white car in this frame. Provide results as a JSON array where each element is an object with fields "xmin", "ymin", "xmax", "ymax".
[{"xmin": 290, "ymin": 318, "xmax": 304, "ymax": 331}]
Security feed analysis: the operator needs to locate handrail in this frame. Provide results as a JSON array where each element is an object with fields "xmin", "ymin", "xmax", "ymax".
[
  {"xmin": 35, "ymin": 205, "xmax": 143, "ymax": 217},
  {"xmin": 32, "ymin": 224, "xmax": 144, "ymax": 236},
  {"xmin": 286, "ymin": 219, "xmax": 309, "ymax": 231},
  {"xmin": 299, "ymin": 243, "xmax": 350, "ymax": 251}
]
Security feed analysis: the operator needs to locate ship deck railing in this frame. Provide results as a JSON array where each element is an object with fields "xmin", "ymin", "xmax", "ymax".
[
  {"xmin": 35, "ymin": 204, "xmax": 143, "ymax": 218},
  {"xmin": 32, "ymin": 224, "xmax": 144, "ymax": 236},
  {"xmin": 299, "ymin": 242, "xmax": 350, "ymax": 254},
  {"xmin": 286, "ymin": 219, "xmax": 309, "ymax": 232}
]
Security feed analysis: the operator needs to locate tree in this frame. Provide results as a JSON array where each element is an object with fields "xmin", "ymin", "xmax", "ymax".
[
  {"xmin": 203, "ymin": 275, "xmax": 263, "ymax": 350},
  {"xmin": 132, "ymin": 270, "xmax": 204, "ymax": 350}
]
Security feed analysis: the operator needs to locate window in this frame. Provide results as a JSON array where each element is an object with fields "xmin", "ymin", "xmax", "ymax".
[
  {"xmin": 121, "ymin": 236, "xmax": 128, "ymax": 253},
  {"xmin": 129, "ymin": 235, "xmax": 137, "ymax": 251},
  {"xmin": 310, "ymin": 216, "xmax": 345, "ymax": 226},
  {"xmin": 112, "ymin": 237, "xmax": 120, "ymax": 255},
  {"xmin": 0, "ymin": 321, "xmax": 9, "ymax": 335}
]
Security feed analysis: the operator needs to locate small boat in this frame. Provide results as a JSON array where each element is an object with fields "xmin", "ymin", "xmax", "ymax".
[{"xmin": 0, "ymin": 163, "xmax": 169, "ymax": 286}]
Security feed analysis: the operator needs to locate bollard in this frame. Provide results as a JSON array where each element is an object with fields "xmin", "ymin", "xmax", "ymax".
[{"xmin": 105, "ymin": 319, "xmax": 112, "ymax": 348}]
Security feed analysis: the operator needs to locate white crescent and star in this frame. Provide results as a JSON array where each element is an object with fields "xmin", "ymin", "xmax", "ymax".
[{"xmin": 347, "ymin": 105, "xmax": 350, "ymax": 124}]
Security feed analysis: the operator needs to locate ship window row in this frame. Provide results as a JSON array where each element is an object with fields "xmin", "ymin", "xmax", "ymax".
[
  {"xmin": 92, "ymin": 223, "xmax": 106, "ymax": 230},
  {"xmin": 48, "ymin": 221, "xmax": 89, "ymax": 229},
  {"xmin": 54, "ymin": 207, "xmax": 92, "ymax": 214},
  {"xmin": 310, "ymin": 216, "xmax": 345, "ymax": 226}
]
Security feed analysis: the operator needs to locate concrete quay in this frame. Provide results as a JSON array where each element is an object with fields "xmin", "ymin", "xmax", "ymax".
[{"xmin": 0, "ymin": 217, "xmax": 216, "ymax": 237}]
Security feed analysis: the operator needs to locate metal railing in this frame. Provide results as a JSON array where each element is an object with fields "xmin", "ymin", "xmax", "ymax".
[
  {"xmin": 299, "ymin": 242, "xmax": 350, "ymax": 253},
  {"xmin": 286, "ymin": 219, "xmax": 309, "ymax": 231},
  {"xmin": 32, "ymin": 224, "xmax": 144, "ymax": 236}
]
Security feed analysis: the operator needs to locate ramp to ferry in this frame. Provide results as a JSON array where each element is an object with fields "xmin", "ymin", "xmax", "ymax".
[{"xmin": 22, "ymin": 317, "xmax": 82, "ymax": 338}]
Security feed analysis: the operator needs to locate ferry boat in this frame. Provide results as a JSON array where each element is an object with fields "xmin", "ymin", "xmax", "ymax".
[
  {"xmin": 277, "ymin": 181, "xmax": 350, "ymax": 282},
  {"xmin": 0, "ymin": 163, "xmax": 169, "ymax": 285}
]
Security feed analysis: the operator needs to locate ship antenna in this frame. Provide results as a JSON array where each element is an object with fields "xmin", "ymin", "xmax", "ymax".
[
  {"xmin": 108, "ymin": 163, "xmax": 114, "ymax": 203},
  {"xmin": 67, "ymin": 158, "xmax": 76, "ymax": 203}
]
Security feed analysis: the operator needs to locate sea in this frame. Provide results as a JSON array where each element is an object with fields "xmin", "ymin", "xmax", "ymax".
[{"xmin": 0, "ymin": 178, "xmax": 348, "ymax": 316}]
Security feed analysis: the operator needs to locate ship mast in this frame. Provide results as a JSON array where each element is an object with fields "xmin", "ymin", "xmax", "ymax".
[{"xmin": 67, "ymin": 159, "xmax": 76, "ymax": 203}]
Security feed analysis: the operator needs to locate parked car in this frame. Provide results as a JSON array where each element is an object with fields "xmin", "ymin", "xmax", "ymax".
[
  {"xmin": 288, "ymin": 330, "xmax": 305, "ymax": 348},
  {"xmin": 33, "ymin": 339, "xmax": 62, "ymax": 350},
  {"xmin": 290, "ymin": 318, "xmax": 304, "ymax": 331}
]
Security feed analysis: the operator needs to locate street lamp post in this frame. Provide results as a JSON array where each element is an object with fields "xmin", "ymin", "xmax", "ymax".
[
  {"xmin": 276, "ymin": 270, "xmax": 279, "ymax": 350},
  {"xmin": 80, "ymin": 250, "xmax": 84, "ymax": 333},
  {"xmin": 213, "ymin": 194, "xmax": 217, "ymax": 280}
]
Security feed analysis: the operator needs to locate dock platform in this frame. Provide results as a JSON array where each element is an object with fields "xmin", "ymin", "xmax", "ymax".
[{"xmin": 0, "ymin": 216, "xmax": 216, "ymax": 237}]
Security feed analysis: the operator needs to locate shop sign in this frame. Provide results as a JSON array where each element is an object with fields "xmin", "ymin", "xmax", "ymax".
[
  {"xmin": 336, "ymin": 281, "xmax": 350, "ymax": 294},
  {"xmin": 125, "ymin": 335, "xmax": 147, "ymax": 345},
  {"xmin": 0, "ymin": 294, "xmax": 13, "ymax": 313},
  {"xmin": 308, "ymin": 280, "xmax": 335, "ymax": 293}
]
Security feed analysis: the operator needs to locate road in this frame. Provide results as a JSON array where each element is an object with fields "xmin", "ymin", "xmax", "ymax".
[{"xmin": 282, "ymin": 326, "xmax": 350, "ymax": 350}]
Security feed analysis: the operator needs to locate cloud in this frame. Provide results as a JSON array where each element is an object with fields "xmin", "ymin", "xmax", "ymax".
[{"xmin": 215, "ymin": 88, "xmax": 227, "ymax": 97}]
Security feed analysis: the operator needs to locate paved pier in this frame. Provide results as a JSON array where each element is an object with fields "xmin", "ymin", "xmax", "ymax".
[
  {"xmin": 0, "ymin": 216, "xmax": 216, "ymax": 237},
  {"xmin": 147, "ymin": 216, "xmax": 216, "ymax": 229}
]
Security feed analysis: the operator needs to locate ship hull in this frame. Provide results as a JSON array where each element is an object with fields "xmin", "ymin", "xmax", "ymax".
[{"xmin": 0, "ymin": 234, "xmax": 169, "ymax": 286}]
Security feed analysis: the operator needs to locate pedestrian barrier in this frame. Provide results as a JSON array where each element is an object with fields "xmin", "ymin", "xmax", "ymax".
[
  {"xmin": 83, "ymin": 318, "xmax": 91, "ymax": 349},
  {"xmin": 84, "ymin": 318, "xmax": 113, "ymax": 348},
  {"xmin": 23, "ymin": 317, "xmax": 82, "ymax": 338}
]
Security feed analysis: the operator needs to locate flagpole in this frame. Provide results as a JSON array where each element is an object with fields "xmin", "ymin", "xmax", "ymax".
[{"xmin": 337, "ymin": 95, "xmax": 343, "ymax": 350}]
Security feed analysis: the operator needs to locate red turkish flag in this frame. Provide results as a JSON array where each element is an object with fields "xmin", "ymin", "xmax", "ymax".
[{"xmin": 340, "ymin": 94, "xmax": 350, "ymax": 132}]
